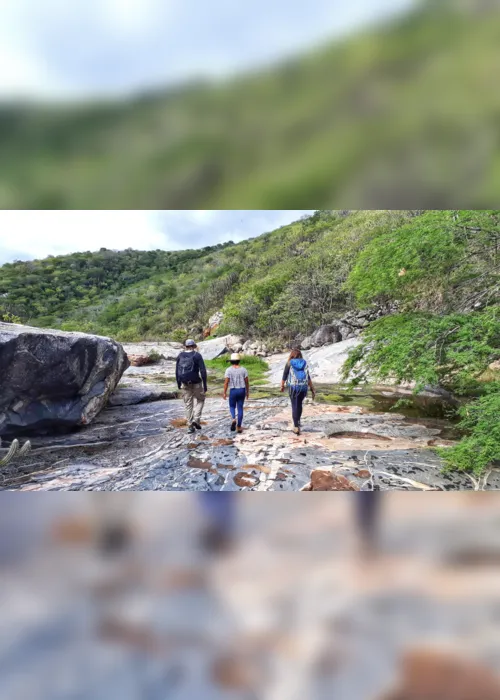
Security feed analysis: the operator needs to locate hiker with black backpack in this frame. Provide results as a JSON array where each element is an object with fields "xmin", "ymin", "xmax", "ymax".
[
  {"xmin": 176, "ymin": 339, "xmax": 208, "ymax": 434},
  {"xmin": 280, "ymin": 348, "xmax": 315, "ymax": 435}
]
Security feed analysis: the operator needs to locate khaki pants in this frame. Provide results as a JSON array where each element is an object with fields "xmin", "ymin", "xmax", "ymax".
[{"xmin": 182, "ymin": 383, "xmax": 205, "ymax": 425}]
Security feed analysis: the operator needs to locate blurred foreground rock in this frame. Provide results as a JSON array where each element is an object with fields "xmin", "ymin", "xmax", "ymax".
[{"xmin": 380, "ymin": 648, "xmax": 500, "ymax": 700}]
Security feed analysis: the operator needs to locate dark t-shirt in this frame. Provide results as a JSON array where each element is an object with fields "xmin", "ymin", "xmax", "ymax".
[{"xmin": 176, "ymin": 350, "xmax": 207, "ymax": 390}]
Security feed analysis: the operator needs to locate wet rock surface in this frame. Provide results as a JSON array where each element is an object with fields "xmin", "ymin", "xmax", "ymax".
[{"xmin": 3, "ymin": 395, "xmax": 499, "ymax": 492}]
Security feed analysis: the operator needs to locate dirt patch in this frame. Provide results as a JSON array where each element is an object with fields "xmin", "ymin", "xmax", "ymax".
[
  {"xmin": 211, "ymin": 655, "xmax": 256, "ymax": 691},
  {"xmin": 51, "ymin": 517, "xmax": 93, "ymax": 544},
  {"xmin": 243, "ymin": 464, "xmax": 271, "ymax": 474},
  {"xmin": 170, "ymin": 418, "xmax": 188, "ymax": 428},
  {"xmin": 170, "ymin": 419, "xmax": 209, "ymax": 429},
  {"xmin": 381, "ymin": 648, "xmax": 500, "ymax": 699},
  {"xmin": 354, "ymin": 469, "xmax": 372, "ymax": 479},
  {"xmin": 303, "ymin": 470, "xmax": 359, "ymax": 491},
  {"xmin": 187, "ymin": 456, "xmax": 217, "ymax": 474},
  {"xmin": 233, "ymin": 472, "xmax": 259, "ymax": 488},
  {"xmin": 212, "ymin": 438, "xmax": 234, "ymax": 447}
]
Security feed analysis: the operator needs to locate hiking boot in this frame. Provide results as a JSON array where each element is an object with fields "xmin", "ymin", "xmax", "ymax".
[
  {"xmin": 188, "ymin": 425, "xmax": 196, "ymax": 434},
  {"xmin": 230, "ymin": 420, "xmax": 237, "ymax": 432},
  {"xmin": 193, "ymin": 422, "xmax": 202, "ymax": 430},
  {"xmin": 236, "ymin": 426, "xmax": 243, "ymax": 434},
  {"xmin": 293, "ymin": 426, "xmax": 300, "ymax": 436}
]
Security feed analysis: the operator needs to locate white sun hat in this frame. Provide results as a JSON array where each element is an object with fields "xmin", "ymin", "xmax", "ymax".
[{"xmin": 230, "ymin": 353, "xmax": 241, "ymax": 361}]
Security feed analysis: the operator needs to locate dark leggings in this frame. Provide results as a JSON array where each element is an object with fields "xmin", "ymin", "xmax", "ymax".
[
  {"xmin": 229, "ymin": 388, "xmax": 246, "ymax": 427},
  {"xmin": 289, "ymin": 388, "xmax": 307, "ymax": 427}
]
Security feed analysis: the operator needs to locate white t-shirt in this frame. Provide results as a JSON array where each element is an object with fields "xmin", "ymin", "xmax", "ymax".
[{"xmin": 225, "ymin": 365, "xmax": 248, "ymax": 389}]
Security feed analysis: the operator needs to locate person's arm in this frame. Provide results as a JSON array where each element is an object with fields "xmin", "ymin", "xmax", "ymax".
[
  {"xmin": 223, "ymin": 377, "xmax": 230, "ymax": 400},
  {"xmin": 308, "ymin": 370, "xmax": 316, "ymax": 399},
  {"xmin": 176, "ymin": 355, "xmax": 181, "ymax": 390},
  {"xmin": 197, "ymin": 353, "xmax": 208, "ymax": 392},
  {"xmin": 245, "ymin": 374, "xmax": 250, "ymax": 399},
  {"xmin": 281, "ymin": 363, "xmax": 290, "ymax": 392}
]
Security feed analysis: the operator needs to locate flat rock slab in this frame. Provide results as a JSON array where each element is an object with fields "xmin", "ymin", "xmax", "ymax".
[
  {"xmin": 266, "ymin": 338, "xmax": 361, "ymax": 384},
  {"xmin": 2, "ymin": 398, "xmax": 497, "ymax": 492},
  {"xmin": 122, "ymin": 341, "xmax": 183, "ymax": 361},
  {"xmin": 108, "ymin": 383, "xmax": 178, "ymax": 406}
]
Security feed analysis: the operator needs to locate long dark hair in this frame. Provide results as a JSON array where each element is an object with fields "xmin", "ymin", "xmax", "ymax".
[{"xmin": 288, "ymin": 348, "xmax": 303, "ymax": 362}]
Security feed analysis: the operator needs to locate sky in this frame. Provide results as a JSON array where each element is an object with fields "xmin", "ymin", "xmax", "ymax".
[
  {"xmin": 0, "ymin": 210, "xmax": 315, "ymax": 264},
  {"xmin": 0, "ymin": 0, "xmax": 416, "ymax": 100}
]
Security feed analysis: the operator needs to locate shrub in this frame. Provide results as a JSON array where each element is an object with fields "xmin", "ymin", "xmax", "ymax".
[
  {"xmin": 438, "ymin": 388, "xmax": 500, "ymax": 475},
  {"xmin": 343, "ymin": 308, "xmax": 500, "ymax": 395},
  {"xmin": 147, "ymin": 350, "xmax": 163, "ymax": 363}
]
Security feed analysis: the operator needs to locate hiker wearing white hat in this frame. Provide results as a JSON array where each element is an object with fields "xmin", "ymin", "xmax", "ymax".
[{"xmin": 223, "ymin": 353, "xmax": 249, "ymax": 433}]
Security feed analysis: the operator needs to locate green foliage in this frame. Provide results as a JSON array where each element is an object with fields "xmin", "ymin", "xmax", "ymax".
[
  {"xmin": 0, "ymin": 312, "xmax": 21, "ymax": 323},
  {"xmin": 438, "ymin": 388, "xmax": 500, "ymax": 475},
  {"xmin": 0, "ymin": 210, "xmax": 406, "ymax": 341},
  {"xmin": 147, "ymin": 350, "xmax": 163, "ymax": 363},
  {"xmin": 0, "ymin": 243, "xmax": 234, "ymax": 341},
  {"xmin": 390, "ymin": 398, "xmax": 414, "ymax": 411},
  {"xmin": 205, "ymin": 355, "xmax": 269, "ymax": 384},
  {"xmin": 343, "ymin": 308, "xmax": 500, "ymax": 395},
  {"xmin": 1, "ymin": 4, "xmax": 500, "ymax": 208},
  {"xmin": 347, "ymin": 210, "xmax": 500, "ymax": 311}
]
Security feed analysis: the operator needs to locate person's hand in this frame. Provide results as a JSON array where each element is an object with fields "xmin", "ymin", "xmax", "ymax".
[
  {"xmin": 246, "ymin": 393, "xmax": 249, "ymax": 400},
  {"xmin": 280, "ymin": 384, "xmax": 285, "ymax": 393},
  {"xmin": 223, "ymin": 394, "xmax": 227, "ymax": 401},
  {"xmin": 311, "ymin": 389, "xmax": 316, "ymax": 400}
]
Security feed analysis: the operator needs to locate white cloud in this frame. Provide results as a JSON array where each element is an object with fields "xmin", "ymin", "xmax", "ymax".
[
  {"xmin": 0, "ymin": 211, "xmax": 175, "ymax": 263},
  {"xmin": 0, "ymin": 210, "xmax": 314, "ymax": 264}
]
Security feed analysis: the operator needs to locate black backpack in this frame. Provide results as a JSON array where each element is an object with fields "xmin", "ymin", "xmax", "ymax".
[{"xmin": 178, "ymin": 352, "xmax": 200, "ymax": 384}]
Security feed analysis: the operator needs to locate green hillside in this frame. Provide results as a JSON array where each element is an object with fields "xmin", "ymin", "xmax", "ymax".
[
  {"xmin": 0, "ymin": 210, "xmax": 412, "ymax": 340},
  {"xmin": 1, "ymin": 1, "xmax": 500, "ymax": 208}
]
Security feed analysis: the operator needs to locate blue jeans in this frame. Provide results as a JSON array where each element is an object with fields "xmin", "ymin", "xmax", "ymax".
[{"xmin": 229, "ymin": 388, "xmax": 246, "ymax": 427}]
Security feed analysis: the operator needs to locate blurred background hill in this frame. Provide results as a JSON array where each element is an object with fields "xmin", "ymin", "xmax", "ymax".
[{"xmin": 1, "ymin": 0, "xmax": 499, "ymax": 208}]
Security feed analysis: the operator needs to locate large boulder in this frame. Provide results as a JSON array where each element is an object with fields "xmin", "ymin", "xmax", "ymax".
[
  {"xmin": 0, "ymin": 323, "xmax": 129, "ymax": 436},
  {"xmin": 301, "ymin": 335, "xmax": 313, "ymax": 350},
  {"xmin": 197, "ymin": 336, "xmax": 231, "ymax": 360},
  {"xmin": 310, "ymin": 325, "xmax": 342, "ymax": 347}
]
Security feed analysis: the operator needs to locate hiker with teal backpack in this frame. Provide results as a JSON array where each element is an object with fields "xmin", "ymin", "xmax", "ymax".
[{"xmin": 280, "ymin": 348, "xmax": 315, "ymax": 435}]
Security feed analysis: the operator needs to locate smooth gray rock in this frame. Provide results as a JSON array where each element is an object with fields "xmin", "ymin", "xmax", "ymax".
[
  {"xmin": 311, "ymin": 324, "xmax": 342, "ymax": 347},
  {"xmin": 108, "ymin": 384, "xmax": 178, "ymax": 406},
  {"xmin": 0, "ymin": 322, "xmax": 129, "ymax": 436},
  {"xmin": 122, "ymin": 341, "xmax": 182, "ymax": 361}
]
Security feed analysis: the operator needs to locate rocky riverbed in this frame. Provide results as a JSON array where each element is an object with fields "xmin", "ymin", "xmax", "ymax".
[
  {"xmin": 2, "ymin": 387, "xmax": 499, "ymax": 491},
  {"xmin": 2, "ymin": 337, "xmax": 498, "ymax": 492}
]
